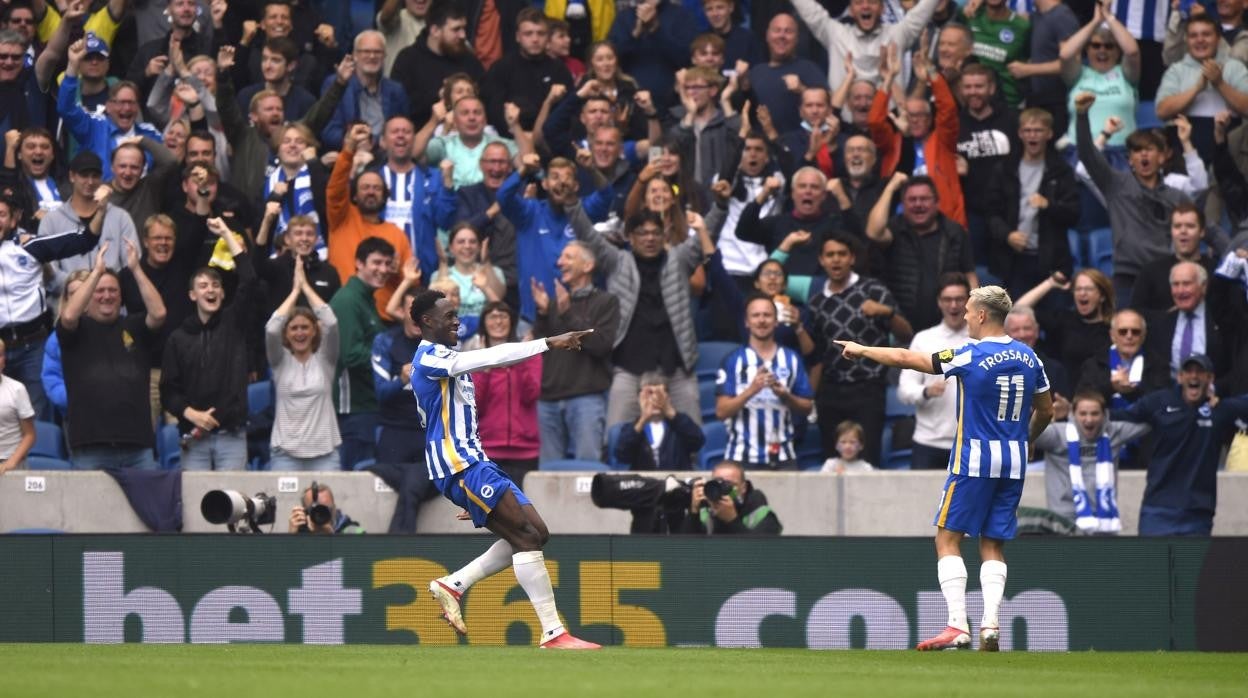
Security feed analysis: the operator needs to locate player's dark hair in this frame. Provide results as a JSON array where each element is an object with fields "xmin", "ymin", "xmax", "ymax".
[
  {"xmin": 410, "ymin": 290, "xmax": 446, "ymax": 328},
  {"xmin": 355, "ymin": 236, "xmax": 395, "ymax": 263}
]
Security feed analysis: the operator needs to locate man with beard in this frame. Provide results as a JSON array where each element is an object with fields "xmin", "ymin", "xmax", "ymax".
[
  {"xmin": 484, "ymin": 8, "xmax": 573, "ymax": 139},
  {"xmin": 328, "ymin": 123, "xmax": 413, "ymax": 320},
  {"xmin": 215, "ymin": 45, "xmax": 349, "ymax": 212},
  {"xmin": 790, "ymin": 0, "xmax": 942, "ymax": 89},
  {"xmin": 501, "ymin": 153, "xmax": 611, "ymax": 322},
  {"xmin": 163, "ymin": 131, "xmax": 253, "ymax": 234},
  {"xmin": 1074, "ymin": 92, "xmax": 1191, "ymax": 308},
  {"xmin": 0, "ymin": 127, "xmax": 61, "ymax": 231},
  {"xmin": 1118, "ymin": 354, "xmax": 1248, "ymax": 535},
  {"xmin": 455, "ymin": 141, "xmax": 523, "ymax": 304},
  {"xmin": 866, "ymin": 174, "xmax": 978, "ymax": 331},
  {"xmin": 392, "ymin": 1, "xmax": 484, "ymax": 126},
  {"xmin": 836, "ymin": 135, "xmax": 887, "ymax": 235},
  {"xmin": 59, "ymin": 41, "xmax": 163, "ymax": 183},
  {"xmin": 377, "ymin": 115, "xmax": 455, "ymax": 283}
]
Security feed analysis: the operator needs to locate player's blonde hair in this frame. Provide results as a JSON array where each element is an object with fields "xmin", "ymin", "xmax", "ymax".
[{"xmin": 969, "ymin": 285, "xmax": 1012, "ymax": 325}]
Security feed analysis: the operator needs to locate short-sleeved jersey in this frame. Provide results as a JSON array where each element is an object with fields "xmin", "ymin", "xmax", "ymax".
[
  {"xmin": 716, "ymin": 345, "xmax": 813, "ymax": 464},
  {"xmin": 411, "ymin": 340, "xmax": 488, "ymax": 480},
  {"xmin": 933, "ymin": 335, "xmax": 1049, "ymax": 479}
]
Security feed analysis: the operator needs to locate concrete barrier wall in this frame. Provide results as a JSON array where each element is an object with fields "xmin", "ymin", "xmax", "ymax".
[{"xmin": 2, "ymin": 470, "xmax": 1246, "ymax": 535}]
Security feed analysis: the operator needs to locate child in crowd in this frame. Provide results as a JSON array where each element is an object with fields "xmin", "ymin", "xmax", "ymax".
[{"xmin": 821, "ymin": 420, "xmax": 875, "ymax": 473}]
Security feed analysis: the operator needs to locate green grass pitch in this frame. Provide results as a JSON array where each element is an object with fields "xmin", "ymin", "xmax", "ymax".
[{"xmin": 2, "ymin": 645, "xmax": 1246, "ymax": 698}]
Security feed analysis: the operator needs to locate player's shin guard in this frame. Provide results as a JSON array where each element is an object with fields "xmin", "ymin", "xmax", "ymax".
[
  {"xmin": 513, "ymin": 550, "xmax": 565, "ymax": 642},
  {"xmin": 442, "ymin": 539, "xmax": 515, "ymax": 594},
  {"xmin": 937, "ymin": 555, "xmax": 969, "ymax": 632},
  {"xmin": 980, "ymin": 560, "xmax": 1008, "ymax": 630}
]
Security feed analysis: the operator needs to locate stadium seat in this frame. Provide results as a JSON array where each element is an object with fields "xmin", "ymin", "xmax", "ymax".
[
  {"xmin": 539, "ymin": 458, "xmax": 609, "ymax": 472},
  {"xmin": 26, "ymin": 455, "xmax": 72, "ymax": 470},
  {"xmin": 606, "ymin": 422, "xmax": 628, "ymax": 469},
  {"xmin": 1087, "ymin": 227, "xmax": 1114, "ymax": 277},
  {"xmin": 1136, "ymin": 100, "xmax": 1162, "ymax": 130},
  {"xmin": 32, "ymin": 421, "xmax": 66, "ymax": 459},
  {"xmin": 699, "ymin": 379, "xmax": 719, "ymax": 421},
  {"xmin": 157, "ymin": 424, "xmax": 181, "ymax": 470},
  {"xmin": 248, "ymin": 380, "xmax": 273, "ymax": 417},
  {"xmin": 882, "ymin": 449, "xmax": 913, "ymax": 470},
  {"xmin": 352, "ymin": 458, "xmax": 376, "ymax": 472},
  {"xmin": 1067, "ymin": 228, "xmax": 1084, "ymax": 269},
  {"xmin": 698, "ymin": 421, "xmax": 727, "ymax": 469},
  {"xmin": 694, "ymin": 341, "xmax": 737, "ymax": 380}
]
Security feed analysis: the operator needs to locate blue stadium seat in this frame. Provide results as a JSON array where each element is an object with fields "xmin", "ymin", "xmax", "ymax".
[
  {"xmin": 32, "ymin": 421, "xmax": 66, "ymax": 459},
  {"xmin": 352, "ymin": 458, "xmax": 376, "ymax": 472},
  {"xmin": 698, "ymin": 421, "xmax": 727, "ymax": 469},
  {"xmin": 539, "ymin": 458, "xmax": 609, "ymax": 472},
  {"xmin": 248, "ymin": 380, "xmax": 273, "ymax": 417},
  {"xmin": 1067, "ymin": 228, "xmax": 1084, "ymax": 269},
  {"xmin": 882, "ymin": 449, "xmax": 913, "ymax": 470},
  {"xmin": 1087, "ymin": 227, "xmax": 1114, "ymax": 277},
  {"xmin": 1136, "ymin": 100, "xmax": 1162, "ymax": 130},
  {"xmin": 606, "ymin": 422, "xmax": 628, "ymax": 469},
  {"xmin": 699, "ymin": 379, "xmax": 719, "ymax": 421},
  {"xmin": 694, "ymin": 341, "xmax": 738, "ymax": 380},
  {"xmin": 157, "ymin": 424, "xmax": 181, "ymax": 470},
  {"xmin": 26, "ymin": 455, "xmax": 72, "ymax": 470}
]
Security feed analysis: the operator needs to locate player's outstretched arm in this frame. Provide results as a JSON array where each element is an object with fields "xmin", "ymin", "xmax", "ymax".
[
  {"xmin": 441, "ymin": 331, "xmax": 595, "ymax": 377},
  {"xmin": 835, "ymin": 340, "xmax": 938, "ymax": 374}
]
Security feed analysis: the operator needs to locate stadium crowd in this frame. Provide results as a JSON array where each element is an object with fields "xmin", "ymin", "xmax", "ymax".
[{"xmin": 1, "ymin": 0, "xmax": 1247, "ymax": 535}]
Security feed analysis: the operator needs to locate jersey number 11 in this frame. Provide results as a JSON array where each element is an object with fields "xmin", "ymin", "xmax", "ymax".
[{"xmin": 995, "ymin": 375, "xmax": 1025, "ymax": 422}]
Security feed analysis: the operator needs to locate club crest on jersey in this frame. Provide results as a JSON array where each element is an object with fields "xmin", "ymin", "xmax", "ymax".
[
  {"xmin": 457, "ymin": 376, "xmax": 476, "ymax": 405},
  {"xmin": 999, "ymin": 28, "xmax": 1015, "ymax": 43}
]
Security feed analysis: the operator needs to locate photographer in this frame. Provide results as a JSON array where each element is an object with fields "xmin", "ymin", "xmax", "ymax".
[
  {"xmin": 287, "ymin": 483, "xmax": 365, "ymax": 534},
  {"xmin": 681, "ymin": 462, "xmax": 782, "ymax": 535}
]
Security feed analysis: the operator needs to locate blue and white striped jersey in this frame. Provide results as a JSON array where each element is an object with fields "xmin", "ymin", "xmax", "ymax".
[
  {"xmin": 411, "ymin": 338, "xmax": 549, "ymax": 480},
  {"xmin": 934, "ymin": 336, "xmax": 1049, "ymax": 479},
  {"xmin": 716, "ymin": 345, "xmax": 813, "ymax": 464},
  {"xmin": 382, "ymin": 165, "xmax": 418, "ymax": 247}
]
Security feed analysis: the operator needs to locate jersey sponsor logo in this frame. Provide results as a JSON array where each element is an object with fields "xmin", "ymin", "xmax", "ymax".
[
  {"xmin": 1165, "ymin": 405, "xmax": 1183, "ymax": 413},
  {"xmin": 480, "ymin": 484, "xmax": 495, "ymax": 499}
]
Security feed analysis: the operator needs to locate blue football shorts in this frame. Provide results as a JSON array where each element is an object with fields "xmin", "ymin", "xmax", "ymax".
[
  {"xmin": 932, "ymin": 471, "xmax": 1025, "ymax": 540},
  {"xmin": 436, "ymin": 461, "xmax": 531, "ymax": 528}
]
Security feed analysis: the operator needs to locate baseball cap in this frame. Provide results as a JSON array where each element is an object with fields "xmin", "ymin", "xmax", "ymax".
[
  {"xmin": 68, "ymin": 150, "xmax": 103, "ymax": 175},
  {"xmin": 1180, "ymin": 354, "xmax": 1214, "ymax": 372},
  {"xmin": 84, "ymin": 32, "xmax": 109, "ymax": 58}
]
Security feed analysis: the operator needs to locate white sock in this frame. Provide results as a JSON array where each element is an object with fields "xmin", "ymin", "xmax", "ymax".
[
  {"xmin": 937, "ymin": 555, "xmax": 969, "ymax": 632},
  {"xmin": 980, "ymin": 560, "xmax": 1008, "ymax": 630},
  {"xmin": 512, "ymin": 550, "xmax": 565, "ymax": 641},
  {"xmin": 442, "ymin": 539, "xmax": 515, "ymax": 594}
]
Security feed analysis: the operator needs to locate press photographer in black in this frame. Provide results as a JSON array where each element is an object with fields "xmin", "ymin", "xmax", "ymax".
[
  {"xmin": 681, "ymin": 462, "xmax": 782, "ymax": 535},
  {"xmin": 288, "ymin": 483, "xmax": 365, "ymax": 534}
]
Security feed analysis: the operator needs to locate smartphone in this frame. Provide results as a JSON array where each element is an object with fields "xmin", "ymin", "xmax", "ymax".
[{"xmin": 648, "ymin": 145, "xmax": 664, "ymax": 163}]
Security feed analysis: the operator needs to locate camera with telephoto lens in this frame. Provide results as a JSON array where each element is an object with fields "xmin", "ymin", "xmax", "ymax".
[
  {"xmin": 299, "ymin": 481, "xmax": 333, "ymax": 533},
  {"xmin": 701, "ymin": 477, "xmax": 735, "ymax": 506},
  {"xmin": 201, "ymin": 489, "xmax": 277, "ymax": 533}
]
